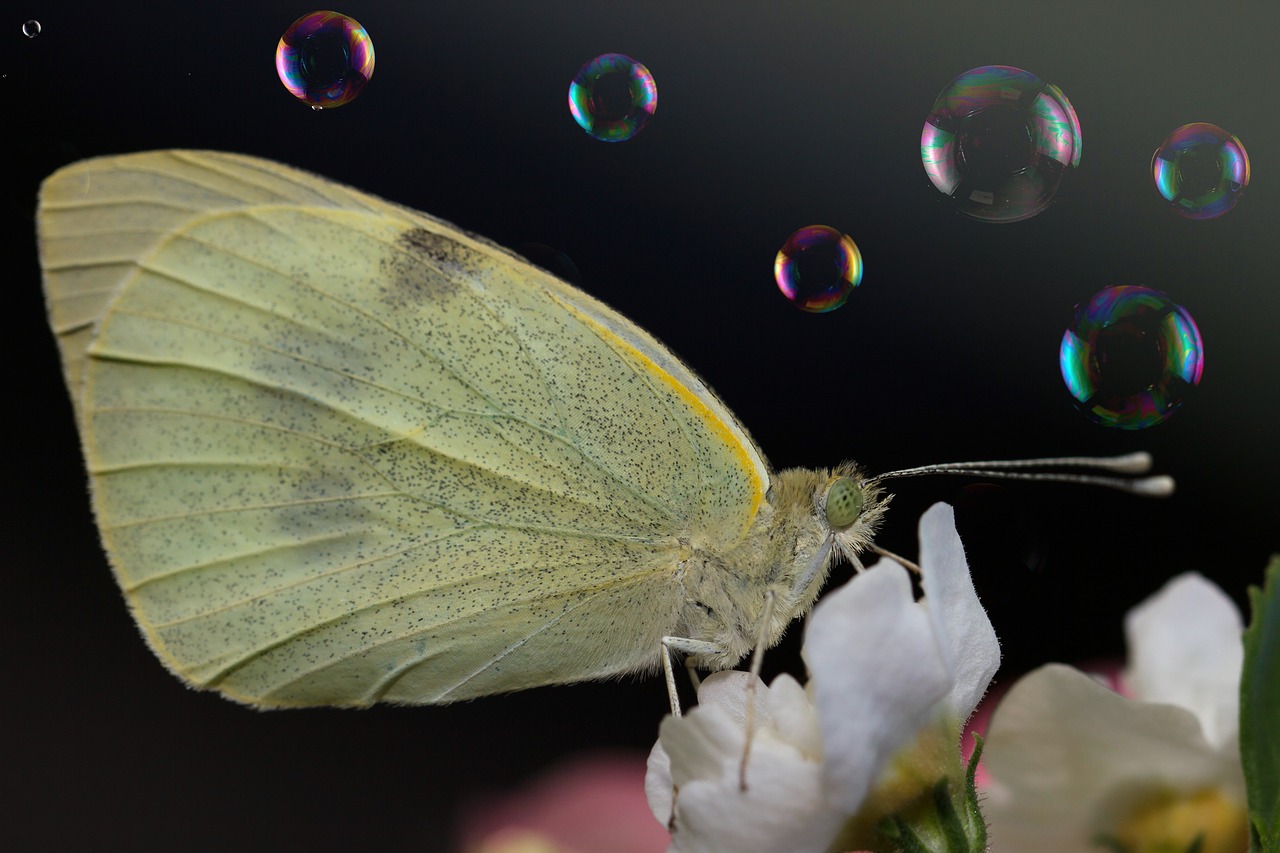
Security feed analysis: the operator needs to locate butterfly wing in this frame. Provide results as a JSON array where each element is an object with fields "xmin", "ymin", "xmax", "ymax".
[{"xmin": 38, "ymin": 150, "xmax": 771, "ymax": 706}]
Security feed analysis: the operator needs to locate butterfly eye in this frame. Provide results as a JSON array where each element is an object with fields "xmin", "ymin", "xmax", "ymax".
[{"xmin": 824, "ymin": 477, "xmax": 863, "ymax": 529}]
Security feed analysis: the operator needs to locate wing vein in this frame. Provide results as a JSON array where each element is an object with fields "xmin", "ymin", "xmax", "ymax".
[
  {"xmin": 147, "ymin": 227, "xmax": 556, "ymax": 432},
  {"xmin": 170, "ymin": 151, "xmax": 367, "ymax": 210},
  {"xmin": 200, "ymin": 556, "xmax": 669, "ymax": 688},
  {"xmin": 101, "ymin": 489, "xmax": 405, "ymax": 532},
  {"xmin": 102, "ymin": 306, "xmax": 453, "ymax": 411},
  {"xmin": 435, "ymin": 592, "xmax": 604, "ymax": 701},
  {"xmin": 121, "ymin": 529, "xmax": 371, "ymax": 591}
]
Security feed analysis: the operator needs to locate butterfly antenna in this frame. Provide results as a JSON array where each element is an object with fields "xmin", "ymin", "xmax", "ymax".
[{"xmin": 866, "ymin": 451, "xmax": 1174, "ymax": 497}]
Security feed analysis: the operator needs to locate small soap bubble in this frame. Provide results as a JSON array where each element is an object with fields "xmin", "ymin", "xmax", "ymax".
[
  {"xmin": 1059, "ymin": 285, "xmax": 1203, "ymax": 429},
  {"xmin": 275, "ymin": 11, "xmax": 374, "ymax": 109},
  {"xmin": 921, "ymin": 65, "xmax": 1081, "ymax": 223},
  {"xmin": 22, "ymin": 19, "xmax": 40, "ymax": 37},
  {"xmin": 517, "ymin": 243, "xmax": 583, "ymax": 284},
  {"xmin": 568, "ymin": 53, "xmax": 657, "ymax": 142},
  {"xmin": 1151, "ymin": 122, "xmax": 1250, "ymax": 220},
  {"xmin": 774, "ymin": 225, "xmax": 863, "ymax": 313}
]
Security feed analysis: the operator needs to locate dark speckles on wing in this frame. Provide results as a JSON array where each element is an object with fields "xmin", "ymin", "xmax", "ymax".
[
  {"xmin": 381, "ymin": 226, "xmax": 485, "ymax": 305},
  {"xmin": 44, "ymin": 150, "xmax": 771, "ymax": 707}
]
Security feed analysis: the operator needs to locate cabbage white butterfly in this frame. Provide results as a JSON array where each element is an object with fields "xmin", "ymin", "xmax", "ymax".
[{"xmin": 37, "ymin": 150, "xmax": 1169, "ymax": 710}]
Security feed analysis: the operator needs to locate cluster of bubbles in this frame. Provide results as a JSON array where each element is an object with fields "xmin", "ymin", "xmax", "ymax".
[
  {"xmin": 567, "ymin": 53, "xmax": 658, "ymax": 142},
  {"xmin": 910, "ymin": 65, "xmax": 1230, "ymax": 427},
  {"xmin": 773, "ymin": 226, "xmax": 863, "ymax": 313},
  {"xmin": 262, "ymin": 18, "xmax": 1237, "ymax": 428},
  {"xmin": 1059, "ymin": 286, "xmax": 1203, "ymax": 429},
  {"xmin": 275, "ymin": 11, "xmax": 374, "ymax": 109},
  {"xmin": 1151, "ymin": 122, "xmax": 1250, "ymax": 220},
  {"xmin": 921, "ymin": 65, "xmax": 1082, "ymax": 223}
]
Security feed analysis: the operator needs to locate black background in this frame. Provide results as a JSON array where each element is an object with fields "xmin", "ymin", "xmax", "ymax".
[{"xmin": 3, "ymin": 2, "xmax": 1277, "ymax": 849}]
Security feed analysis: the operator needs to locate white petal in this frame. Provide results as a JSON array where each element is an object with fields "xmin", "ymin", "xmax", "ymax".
[
  {"xmin": 661, "ymin": 699, "xmax": 752, "ymax": 790},
  {"xmin": 652, "ymin": 672, "xmax": 777, "ymax": 821},
  {"xmin": 804, "ymin": 559, "xmax": 951, "ymax": 813},
  {"xmin": 766, "ymin": 674, "xmax": 823, "ymax": 759},
  {"xmin": 918, "ymin": 502, "xmax": 1001, "ymax": 721},
  {"xmin": 1124, "ymin": 572, "xmax": 1243, "ymax": 751},
  {"xmin": 668, "ymin": 718, "xmax": 844, "ymax": 853},
  {"xmin": 983, "ymin": 664, "xmax": 1243, "ymax": 853},
  {"xmin": 646, "ymin": 738, "xmax": 676, "ymax": 826},
  {"xmin": 695, "ymin": 670, "xmax": 772, "ymax": 732}
]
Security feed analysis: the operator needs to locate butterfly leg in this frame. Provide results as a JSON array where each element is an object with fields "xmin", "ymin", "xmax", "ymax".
[
  {"xmin": 660, "ymin": 636, "xmax": 722, "ymax": 717},
  {"xmin": 739, "ymin": 590, "xmax": 776, "ymax": 790},
  {"xmin": 684, "ymin": 659, "xmax": 702, "ymax": 693}
]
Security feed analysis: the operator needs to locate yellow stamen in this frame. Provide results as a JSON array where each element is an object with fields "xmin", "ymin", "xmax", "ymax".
[{"xmin": 1111, "ymin": 787, "xmax": 1248, "ymax": 853}]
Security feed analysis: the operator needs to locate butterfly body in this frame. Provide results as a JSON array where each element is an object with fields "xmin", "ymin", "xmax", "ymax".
[{"xmin": 38, "ymin": 151, "xmax": 885, "ymax": 707}]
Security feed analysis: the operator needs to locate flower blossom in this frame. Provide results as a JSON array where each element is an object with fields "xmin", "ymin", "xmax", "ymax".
[
  {"xmin": 458, "ymin": 753, "xmax": 669, "ymax": 853},
  {"xmin": 645, "ymin": 503, "xmax": 1000, "ymax": 853},
  {"xmin": 982, "ymin": 572, "xmax": 1248, "ymax": 853}
]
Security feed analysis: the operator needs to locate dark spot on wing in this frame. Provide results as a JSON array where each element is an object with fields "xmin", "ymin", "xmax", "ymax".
[
  {"xmin": 382, "ymin": 227, "xmax": 474, "ymax": 305},
  {"xmin": 399, "ymin": 227, "xmax": 458, "ymax": 266}
]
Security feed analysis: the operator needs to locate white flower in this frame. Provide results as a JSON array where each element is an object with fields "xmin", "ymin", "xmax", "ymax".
[
  {"xmin": 645, "ymin": 503, "xmax": 1000, "ymax": 853},
  {"xmin": 982, "ymin": 573, "xmax": 1249, "ymax": 853}
]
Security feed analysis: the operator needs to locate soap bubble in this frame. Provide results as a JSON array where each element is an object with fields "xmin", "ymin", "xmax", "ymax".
[
  {"xmin": 517, "ymin": 243, "xmax": 582, "ymax": 284},
  {"xmin": 1059, "ymin": 286, "xmax": 1203, "ymax": 429},
  {"xmin": 1151, "ymin": 122, "xmax": 1250, "ymax": 220},
  {"xmin": 22, "ymin": 20, "xmax": 40, "ymax": 38},
  {"xmin": 774, "ymin": 225, "xmax": 863, "ymax": 313},
  {"xmin": 275, "ymin": 11, "xmax": 375, "ymax": 109},
  {"xmin": 921, "ymin": 65, "xmax": 1081, "ymax": 223},
  {"xmin": 568, "ymin": 53, "xmax": 657, "ymax": 142}
]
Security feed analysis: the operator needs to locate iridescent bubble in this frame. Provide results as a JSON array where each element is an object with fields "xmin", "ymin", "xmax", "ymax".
[
  {"xmin": 275, "ymin": 11, "xmax": 375, "ymax": 109},
  {"xmin": 517, "ymin": 242, "xmax": 583, "ymax": 285},
  {"xmin": 567, "ymin": 53, "xmax": 657, "ymax": 142},
  {"xmin": 1059, "ymin": 286, "xmax": 1203, "ymax": 429},
  {"xmin": 774, "ymin": 225, "xmax": 863, "ymax": 313},
  {"xmin": 1151, "ymin": 122, "xmax": 1250, "ymax": 220},
  {"xmin": 921, "ymin": 65, "xmax": 1082, "ymax": 223},
  {"xmin": 22, "ymin": 19, "xmax": 40, "ymax": 38}
]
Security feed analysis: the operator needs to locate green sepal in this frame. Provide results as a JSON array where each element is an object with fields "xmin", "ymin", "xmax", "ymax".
[
  {"xmin": 963, "ymin": 733, "xmax": 987, "ymax": 846},
  {"xmin": 869, "ymin": 739, "xmax": 988, "ymax": 853},
  {"xmin": 1242, "ymin": 555, "xmax": 1280, "ymax": 853}
]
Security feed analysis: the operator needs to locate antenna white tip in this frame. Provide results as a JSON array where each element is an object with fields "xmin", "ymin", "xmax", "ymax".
[
  {"xmin": 1109, "ymin": 452, "xmax": 1154, "ymax": 474},
  {"xmin": 1132, "ymin": 475, "xmax": 1176, "ymax": 497}
]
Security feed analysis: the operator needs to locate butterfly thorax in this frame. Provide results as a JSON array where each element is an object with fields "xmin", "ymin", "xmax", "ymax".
[{"xmin": 672, "ymin": 463, "xmax": 888, "ymax": 671}]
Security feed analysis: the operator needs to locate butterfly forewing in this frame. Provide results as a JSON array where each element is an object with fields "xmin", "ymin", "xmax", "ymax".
[{"xmin": 38, "ymin": 151, "xmax": 772, "ymax": 706}]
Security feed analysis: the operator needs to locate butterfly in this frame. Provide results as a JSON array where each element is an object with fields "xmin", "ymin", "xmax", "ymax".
[{"xmin": 38, "ymin": 150, "xmax": 1169, "ymax": 709}]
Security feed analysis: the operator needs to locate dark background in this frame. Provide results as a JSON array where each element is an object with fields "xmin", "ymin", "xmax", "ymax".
[{"xmin": 3, "ymin": 1, "xmax": 1277, "ymax": 849}]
